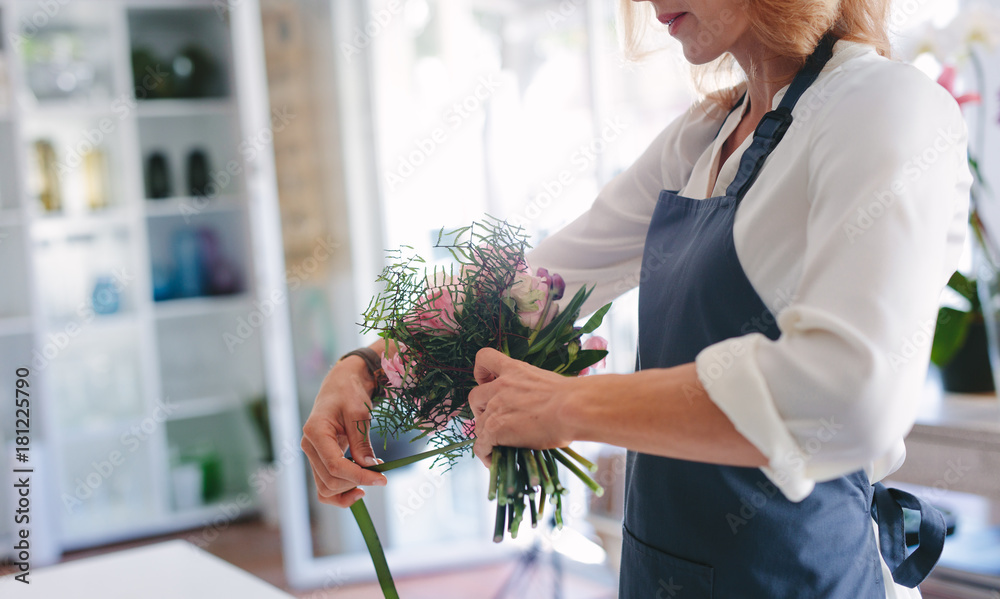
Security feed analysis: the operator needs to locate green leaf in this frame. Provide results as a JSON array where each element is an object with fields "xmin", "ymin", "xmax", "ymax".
[
  {"xmin": 350, "ymin": 499, "xmax": 399, "ymax": 599},
  {"xmin": 564, "ymin": 349, "xmax": 608, "ymax": 374},
  {"xmin": 947, "ymin": 271, "xmax": 977, "ymax": 305},
  {"xmin": 579, "ymin": 302, "xmax": 612, "ymax": 335},
  {"xmin": 931, "ymin": 307, "xmax": 974, "ymax": 367},
  {"xmin": 525, "ymin": 287, "xmax": 593, "ymax": 356},
  {"xmin": 366, "ymin": 439, "xmax": 475, "ymax": 472}
]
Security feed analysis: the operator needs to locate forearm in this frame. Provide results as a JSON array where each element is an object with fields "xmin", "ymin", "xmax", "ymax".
[{"xmin": 564, "ymin": 363, "xmax": 767, "ymax": 468}]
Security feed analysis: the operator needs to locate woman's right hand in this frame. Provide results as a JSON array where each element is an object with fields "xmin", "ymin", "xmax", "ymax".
[{"xmin": 301, "ymin": 354, "xmax": 388, "ymax": 507}]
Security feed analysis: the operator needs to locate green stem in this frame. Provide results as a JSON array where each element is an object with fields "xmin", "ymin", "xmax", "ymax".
[
  {"xmin": 524, "ymin": 449, "xmax": 541, "ymax": 488},
  {"xmin": 493, "ymin": 494, "xmax": 507, "ymax": 543},
  {"xmin": 350, "ymin": 499, "xmax": 399, "ymax": 599},
  {"xmin": 487, "ymin": 450, "xmax": 500, "ymax": 501},
  {"xmin": 535, "ymin": 450, "xmax": 555, "ymax": 495},
  {"xmin": 558, "ymin": 446, "xmax": 597, "ymax": 473},
  {"xmin": 505, "ymin": 447, "xmax": 517, "ymax": 497},
  {"xmin": 552, "ymin": 449, "xmax": 604, "ymax": 496},
  {"xmin": 366, "ymin": 439, "xmax": 475, "ymax": 472},
  {"xmin": 350, "ymin": 439, "xmax": 473, "ymax": 599}
]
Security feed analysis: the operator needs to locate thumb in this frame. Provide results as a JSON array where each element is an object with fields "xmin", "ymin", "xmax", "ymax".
[
  {"xmin": 474, "ymin": 347, "xmax": 508, "ymax": 385},
  {"xmin": 347, "ymin": 419, "xmax": 379, "ymax": 467}
]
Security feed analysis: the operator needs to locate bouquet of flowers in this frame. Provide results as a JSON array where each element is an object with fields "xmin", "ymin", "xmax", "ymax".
[{"xmin": 353, "ymin": 218, "xmax": 611, "ymax": 598}]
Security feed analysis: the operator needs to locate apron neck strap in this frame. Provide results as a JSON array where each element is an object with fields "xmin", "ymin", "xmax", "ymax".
[{"xmin": 726, "ymin": 33, "xmax": 838, "ymax": 202}]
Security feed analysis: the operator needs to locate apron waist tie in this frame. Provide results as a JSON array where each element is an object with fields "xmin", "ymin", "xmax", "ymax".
[{"xmin": 870, "ymin": 482, "xmax": 948, "ymax": 587}]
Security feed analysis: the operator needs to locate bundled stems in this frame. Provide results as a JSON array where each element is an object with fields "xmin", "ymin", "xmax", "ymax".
[{"xmin": 489, "ymin": 446, "xmax": 603, "ymax": 543}]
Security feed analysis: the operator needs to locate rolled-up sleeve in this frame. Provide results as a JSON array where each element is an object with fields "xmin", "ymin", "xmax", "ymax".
[{"xmin": 695, "ymin": 65, "xmax": 972, "ymax": 501}]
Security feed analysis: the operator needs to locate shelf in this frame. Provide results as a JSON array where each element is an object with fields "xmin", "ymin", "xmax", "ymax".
[
  {"xmin": 30, "ymin": 209, "xmax": 132, "ymax": 239},
  {"xmin": 60, "ymin": 416, "xmax": 144, "ymax": 446},
  {"xmin": 20, "ymin": 100, "xmax": 118, "ymax": 120},
  {"xmin": 168, "ymin": 394, "xmax": 245, "ymax": 421},
  {"xmin": 144, "ymin": 195, "xmax": 243, "ymax": 218},
  {"xmin": 0, "ymin": 316, "xmax": 33, "ymax": 337},
  {"xmin": 153, "ymin": 294, "xmax": 249, "ymax": 319},
  {"xmin": 43, "ymin": 311, "xmax": 138, "ymax": 336},
  {"xmin": 136, "ymin": 98, "xmax": 234, "ymax": 118}
]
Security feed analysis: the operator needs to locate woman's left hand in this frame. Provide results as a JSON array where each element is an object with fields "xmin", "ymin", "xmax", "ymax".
[{"xmin": 468, "ymin": 347, "xmax": 580, "ymax": 467}]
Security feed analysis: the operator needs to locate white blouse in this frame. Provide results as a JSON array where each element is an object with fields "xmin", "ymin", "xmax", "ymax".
[{"xmin": 527, "ymin": 40, "xmax": 971, "ymax": 595}]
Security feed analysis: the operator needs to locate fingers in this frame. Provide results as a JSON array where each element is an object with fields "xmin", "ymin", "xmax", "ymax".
[
  {"xmin": 303, "ymin": 422, "xmax": 388, "ymax": 491},
  {"xmin": 473, "ymin": 347, "xmax": 507, "ymax": 385},
  {"xmin": 472, "ymin": 436, "xmax": 494, "ymax": 468},
  {"xmin": 472, "ymin": 410, "xmax": 496, "ymax": 468},
  {"xmin": 344, "ymin": 417, "xmax": 388, "ymax": 487}
]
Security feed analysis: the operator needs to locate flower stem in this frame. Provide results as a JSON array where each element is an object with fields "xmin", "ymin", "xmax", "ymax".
[
  {"xmin": 487, "ymin": 451, "xmax": 500, "ymax": 501},
  {"xmin": 535, "ymin": 450, "xmax": 556, "ymax": 495},
  {"xmin": 558, "ymin": 446, "xmax": 597, "ymax": 473},
  {"xmin": 524, "ymin": 450, "xmax": 542, "ymax": 488},
  {"xmin": 493, "ymin": 494, "xmax": 507, "ymax": 543},
  {"xmin": 350, "ymin": 499, "xmax": 399, "ymax": 599},
  {"xmin": 552, "ymin": 449, "xmax": 604, "ymax": 496},
  {"xmin": 505, "ymin": 447, "xmax": 517, "ymax": 497},
  {"xmin": 366, "ymin": 439, "xmax": 475, "ymax": 472}
]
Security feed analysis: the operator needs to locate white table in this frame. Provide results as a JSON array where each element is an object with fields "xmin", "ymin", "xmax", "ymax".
[{"xmin": 0, "ymin": 540, "xmax": 294, "ymax": 598}]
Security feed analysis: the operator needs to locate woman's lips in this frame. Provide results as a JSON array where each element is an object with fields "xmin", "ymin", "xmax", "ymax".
[
  {"xmin": 657, "ymin": 12, "xmax": 688, "ymax": 34},
  {"xmin": 657, "ymin": 11, "xmax": 686, "ymax": 25}
]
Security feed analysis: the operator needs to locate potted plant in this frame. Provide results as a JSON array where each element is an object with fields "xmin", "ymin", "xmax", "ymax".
[{"xmin": 932, "ymin": 271, "xmax": 994, "ymax": 393}]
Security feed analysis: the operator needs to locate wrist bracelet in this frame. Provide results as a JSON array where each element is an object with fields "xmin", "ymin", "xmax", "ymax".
[{"xmin": 338, "ymin": 347, "xmax": 388, "ymax": 395}]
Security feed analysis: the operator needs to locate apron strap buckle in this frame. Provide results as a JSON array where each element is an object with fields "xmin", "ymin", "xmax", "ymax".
[{"xmin": 753, "ymin": 107, "xmax": 793, "ymax": 142}]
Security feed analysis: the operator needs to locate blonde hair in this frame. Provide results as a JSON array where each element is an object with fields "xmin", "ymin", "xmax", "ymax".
[{"xmin": 619, "ymin": 0, "xmax": 892, "ymax": 107}]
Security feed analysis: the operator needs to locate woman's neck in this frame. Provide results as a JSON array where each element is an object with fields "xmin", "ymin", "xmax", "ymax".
[{"xmin": 729, "ymin": 36, "xmax": 803, "ymax": 119}]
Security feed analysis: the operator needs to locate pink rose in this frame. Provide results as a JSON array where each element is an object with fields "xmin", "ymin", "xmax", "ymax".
[
  {"xmin": 508, "ymin": 262, "xmax": 558, "ymax": 330},
  {"xmin": 406, "ymin": 274, "xmax": 464, "ymax": 335},
  {"xmin": 579, "ymin": 335, "xmax": 608, "ymax": 375},
  {"xmin": 381, "ymin": 343, "xmax": 416, "ymax": 389}
]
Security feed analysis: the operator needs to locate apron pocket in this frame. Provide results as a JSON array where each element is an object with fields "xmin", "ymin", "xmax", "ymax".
[{"xmin": 620, "ymin": 526, "xmax": 714, "ymax": 598}]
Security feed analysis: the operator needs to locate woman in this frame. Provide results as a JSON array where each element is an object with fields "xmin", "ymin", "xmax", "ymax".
[{"xmin": 301, "ymin": 0, "xmax": 972, "ymax": 596}]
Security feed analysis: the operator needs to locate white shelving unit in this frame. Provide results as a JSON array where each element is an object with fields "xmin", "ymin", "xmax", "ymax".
[{"xmin": 0, "ymin": 0, "xmax": 286, "ymax": 554}]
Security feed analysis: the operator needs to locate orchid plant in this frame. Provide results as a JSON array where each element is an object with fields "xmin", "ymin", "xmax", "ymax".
[{"xmin": 903, "ymin": 4, "xmax": 1000, "ymax": 374}]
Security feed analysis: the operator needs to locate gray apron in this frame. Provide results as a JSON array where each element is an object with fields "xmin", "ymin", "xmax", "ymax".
[{"xmin": 623, "ymin": 34, "xmax": 946, "ymax": 598}]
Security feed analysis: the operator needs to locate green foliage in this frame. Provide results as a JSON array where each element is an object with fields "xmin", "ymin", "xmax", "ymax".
[
  {"xmin": 932, "ymin": 271, "xmax": 981, "ymax": 367},
  {"xmin": 359, "ymin": 217, "xmax": 610, "ymax": 469},
  {"xmin": 931, "ymin": 307, "xmax": 975, "ymax": 367}
]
